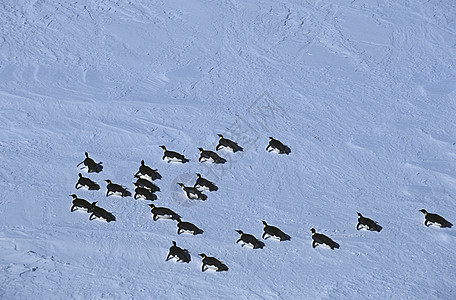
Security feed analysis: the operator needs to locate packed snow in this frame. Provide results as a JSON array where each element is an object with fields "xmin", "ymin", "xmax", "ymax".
[{"xmin": 1, "ymin": 0, "xmax": 456, "ymax": 299}]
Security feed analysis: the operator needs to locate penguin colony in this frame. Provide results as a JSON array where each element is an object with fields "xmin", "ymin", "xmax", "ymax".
[{"xmin": 69, "ymin": 135, "xmax": 453, "ymax": 272}]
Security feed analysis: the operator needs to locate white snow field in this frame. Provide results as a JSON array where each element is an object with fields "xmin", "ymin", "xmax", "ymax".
[{"xmin": 1, "ymin": 0, "xmax": 456, "ymax": 299}]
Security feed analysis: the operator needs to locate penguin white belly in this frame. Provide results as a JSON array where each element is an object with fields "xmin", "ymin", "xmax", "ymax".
[
  {"xmin": 194, "ymin": 184, "xmax": 209, "ymax": 191},
  {"xmin": 165, "ymin": 156, "xmax": 182, "ymax": 163}
]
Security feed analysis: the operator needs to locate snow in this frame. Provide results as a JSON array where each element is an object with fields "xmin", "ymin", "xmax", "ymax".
[{"xmin": 1, "ymin": 0, "xmax": 456, "ymax": 299}]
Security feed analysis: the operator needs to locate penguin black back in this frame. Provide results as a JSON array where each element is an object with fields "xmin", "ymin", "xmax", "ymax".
[
  {"xmin": 194, "ymin": 173, "xmax": 218, "ymax": 192},
  {"xmin": 420, "ymin": 209, "xmax": 452, "ymax": 228},
  {"xmin": 135, "ymin": 160, "xmax": 162, "ymax": 180},
  {"xmin": 159, "ymin": 145, "xmax": 189, "ymax": 163},
  {"xmin": 357, "ymin": 213, "xmax": 382, "ymax": 232},
  {"xmin": 75, "ymin": 173, "xmax": 100, "ymax": 190},
  {"xmin": 77, "ymin": 152, "xmax": 103, "ymax": 173},
  {"xmin": 166, "ymin": 241, "xmax": 191, "ymax": 263},
  {"xmin": 236, "ymin": 230, "xmax": 265, "ymax": 249},
  {"xmin": 311, "ymin": 228, "xmax": 339, "ymax": 250},
  {"xmin": 176, "ymin": 219, "xmax": 204, "ymax": 235},
  {"xmin": 88, "ymin": 203, "xmax": 116, "ymax": 222},
  {"xmin": 105, "ymin": 180, "xmax": 131, "ymax": 197},
  {"xmin": 199, "ymin": 254, "xmax": 228, "ymax": 272},
  {"xmin": 198, "ymin": 148, "xmax": 227, "ymax": 164},
  {"xmin": 266, "ymin": 137, "xmax": 291, "ymax": 155},
  {"xmin": 262, "ymin": 221, "xmax": 291, "ymax": 241},
  {"xmin": 216, "ymin": 134, "xmax": 243, "ymax": 152},
  {"xmin": 70, "ymin": 194, "xmax": 95, "ymax": 212}
]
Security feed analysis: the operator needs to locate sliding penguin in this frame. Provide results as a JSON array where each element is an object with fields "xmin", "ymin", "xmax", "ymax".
[
  {"xmin": 134, "ymin": 175, "xmax": 160, "ymax": 192},
  {"xmin": 148, "ymin": 204, "xmax": 181, "ymax": 221},
  {"xmin": 70, "ymin": 194, "xmax": 95, "ymax": 212},
  {"xmin": 420, "ymin": 209, "xmax": 452, "ymax": 228},
  {"xmin": 133, "ymin": 183, "xmax": 157, "ymax": 201},
  {"xmin": 356, "ymin": 213, "xmax": 382, "ymax": 232},
  {"xmin": 266, "ymin": 137, "xmax": 291, "ymax": 155},
  {"xmin": 194, "ymin": 173, "xmax": 218, "ymax": 192},
  {"xmin": 199, "ymin": 254, "xmax": 228, "ymax": 272},
  {"xmin": 261, "ymin": 221, "xmax": 291, "ymax": 241},
  {"xmin": 135, "ymin": 160, "xmax": 161, "ymax": 180},
  {"xmin": 159, "ymin": 145, "xmax": 189, "ymax": 163},
  {"xmin": 310, "ymin": 228, "xmax": 339, "ymax": 250},
  {"xmin": 216, "ymin": 134, "xmax": 243, "ymax": 152},
  {"xmin": 75, "ymin": 173, "xmax": 100, "ymax": 190},
  {"xmin": 76, "ymin": 152, "xmax": 103, "ymax": 173},
  {"xmin": 176, "ymin": 218, "xmax": 204, "ymax": 235},
  {"xmin": 198, "ymin": 148, "xmax": 226, "ymax": 164},
  {"xmin": 88, "ymin": 202, "xmax": 116, "ymax": 222},
  {"xmin": 235, "ymin": 230, "xmax": 264, "ymax": 249},
  {"xmin": 105, "ymin": 180, "xmax": 131, "ymax": 197},
  {"xmin": 166, "ymin": 241, "xmax": 191, "ymax": 263},
  {"xmin": 178, "ymin": 183, "xmax": 207, "ymax": 200}
]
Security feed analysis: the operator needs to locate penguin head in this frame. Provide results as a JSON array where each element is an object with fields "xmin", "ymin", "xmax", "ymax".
[
  {"xmin": 357, "ymin": 212, "xmax": 363, "ymax": 218},
  {"xmin": 235, "ymin": 230, "xmax": 244, "ymax": 235},
  {"xmin": 141, "ymin": 160, "xmax": 145, "ymax": 166},
  {"xmin": 105, "ymin": 179, "xmax": 112, "ymax": 184},
  {"xmin": 217, "ymin": 134, "xmax": 224, "ymax": 139},
  {"xmin": 177, "ymin": 183, "xmax": 185, "ymax": 188},
  {"xmin": 69, "ymin": 194, "xmax": 77, "ymax": 199},
  {"xmin": 419, "ymin": 209, "xmax": 428, "ymax": 215},
  {"xmin": 310, "ymin": 228, "xmax": 316, "ymax": 234},
  {"xmin": 269, "ymin": 137, "xmax": 274, "ymax": 140},
  {"xmin": 148, "ymin": 204, "xmax": 155, "ymax": 209},
  {"xmin": 196, "ymin": 173, "xmax": 201, "ymax": 178},
  {"xmin": 172, "ymin": 241, "xmax": 177, "ymax": 246},
  {"xmin": 85, "ymin": 152, "xmax": 89, "ymax": 158},
  {"xmin": 176, "ymin": 218, "xmax": 182, "ymax": 223},
  {"xmin": 199, "ymin": 253, "xmax": 206, "ymax": 258},
  {"xmin": 198, "ymin": 147, "xmax": 204, "ymax": 152},
  {"xmin": 262, "ymin": 220, "xmax": 268, "ymax": 227},
  {"xmin": 159, "ymin": 145, "xmax": 167, "ymax": 151}
]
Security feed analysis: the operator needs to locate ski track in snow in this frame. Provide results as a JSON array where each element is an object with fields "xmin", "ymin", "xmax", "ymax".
[{"xmin": 1, "ymin": 0, "xmax": 456, "ymax": 299}]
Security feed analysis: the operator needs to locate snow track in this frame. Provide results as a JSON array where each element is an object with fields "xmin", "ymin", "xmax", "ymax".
[{"xmin": 1, "ymin": 0, "xmax": 456, "ymax": 299}]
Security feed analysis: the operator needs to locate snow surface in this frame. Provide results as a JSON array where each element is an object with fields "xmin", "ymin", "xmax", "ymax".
[{"xmin": 1, "ymin": 0, "xmax": 456, "ymax": 299}]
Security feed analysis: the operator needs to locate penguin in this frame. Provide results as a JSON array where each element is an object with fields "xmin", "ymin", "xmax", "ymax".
[
  {"xmin": 105, "ymin": 180, "xmax": 131, "ymax": 197},
  {"xmin": 199, "ymin": 254, "xmax": 228, "ymax": 272},
  {"xmin": 133, "ymin": 183, "xmax": 157, "ymax": 201},
  {"xmin": 70, "ymin": 194, "xmax": 96, "ymax": 212},
  {"xmin": 176, "ymin": 218, "xmax": 204, "ymax": 235},
  {"xmin": 88, "ymin": 202, "xmax": 116, "ymax": 222},
  {"xmin": 194, "ymin": 173, "xmax": 218, "ymax": 192},
  {"xmin": 178, "ymin": 183, "xmax": 207, "ymax": 201},
  {"xmin": 134, "ymin": 175, "xmax": 160, "ymax": 193},
  {"xmin": 159, "ymin": 145, "xmax": 189, "ymax": 163},
  {"xmin": 266, "ymin": 137, "xmax": 291, "ymax": 155},
  {"xmin": 75, "ymin": 173, "xmax": 100, "ymax": 190},
  {"xmin": 148, "ymin": 204, "xmax": 181, "ymax": 221},
  {"xmin": 235, "ymin": 230, "xmax": 265, "ymax": 249},
  {"xmin": 261, "ymin": 221, "xmax": 291, "ymax": 241},
  {"xmin": 216, "ymin": 134, "xmax": 243, "ymax": 152},
  {"xmin": 356, "ymin": 213, "xmax": 382, "ymax": 232},
  {"xmin": 198, "ymin": 148, "xmax": 227, "ymax": 164},
  {"xmin": 135, "ymin": 160, "xmax": 161, "ymax": 181},
  {"xmin": 420, "ymin": 209, "xmax": 453, "ymax": 228},
  {"xmin": 166, "ymin": 241, "xmax": 191, "ymax": 263},
  {"xmin": 76, "ymin": 152, "xmax": 103, "ymax": 173},
  {"xmin": 310, "ymin": 228, "xmax": 339, "ymax": 250}
]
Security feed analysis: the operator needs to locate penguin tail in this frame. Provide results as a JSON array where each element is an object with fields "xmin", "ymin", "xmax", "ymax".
[
  {"xmin": 333, "ymin": 242, "xmax": 340, "ymax": 249},
  {"xmin": 209, "ymin": 185, "xmax": 219, "ymax": 192},
  {"xmin": 283, "ymin": 146, "xmax": 291, "ymax": 155},
  {"xmin": 182, "ymin": 158, "xmax": 190, "ymax": 163},
  {"xmin": 282, "ymin": 234, "xmax": 291, "ymax": 241},
  {"xmin": 201, "ymin": 194, "xmax": 208, "ymax": 201},
  {"xmin": 376, "ymin": 224, "xmax": 383, "ymax": 232}
]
